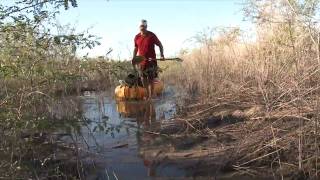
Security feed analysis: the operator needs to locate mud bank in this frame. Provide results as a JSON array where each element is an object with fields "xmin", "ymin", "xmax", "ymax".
[{"xmin": 139, "ymin": 101, "xmax": 317, "ymax": 179}]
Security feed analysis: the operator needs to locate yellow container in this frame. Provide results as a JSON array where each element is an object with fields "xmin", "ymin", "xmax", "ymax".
[{"xmin": 114, "ymin": 80, "xmax": 164, "ymax": 100}]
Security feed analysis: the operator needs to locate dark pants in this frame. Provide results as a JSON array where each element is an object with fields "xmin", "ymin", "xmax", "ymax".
[{"xmin": 136, "ymin": 60, "xmax": 158, "ymax": 80}]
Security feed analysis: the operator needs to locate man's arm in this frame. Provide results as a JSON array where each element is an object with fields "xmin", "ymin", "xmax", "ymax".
[
  {"xmin": 133, "ymin": 47, "xmax": 138, "ymax": 58},
  {"xmin": 132, "ymin": 36, "xmax": 138, "ymax": 65},
  {"xmin": 153, "ymin": 34, "xmax": 164, "ymax": 59},
  {"xmin": 158, "ymin": 42, "xmax": 164, "ymax": 59},
  {"xmin": 132, "ymin": 47, "xmax": 138, "ymax": 67}
]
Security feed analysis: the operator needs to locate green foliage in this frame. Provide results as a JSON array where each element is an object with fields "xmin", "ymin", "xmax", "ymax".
[
  {"xmin": 0, "ymin": 0, "xmax": 78, "ymax": 20},
  {"xmin": 0, "ymin": 0, "xmax": 134, "ymax": 178}
]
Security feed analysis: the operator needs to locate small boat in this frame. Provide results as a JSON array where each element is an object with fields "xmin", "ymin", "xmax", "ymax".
[{"xmin": 115, "ymin": 79, "xmax": 164, "ymax": 100}]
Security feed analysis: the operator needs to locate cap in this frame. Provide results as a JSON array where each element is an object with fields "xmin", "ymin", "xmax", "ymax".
[{"xmin": 140, "ymin": 19, "xmax": 147, "ymax": 27}]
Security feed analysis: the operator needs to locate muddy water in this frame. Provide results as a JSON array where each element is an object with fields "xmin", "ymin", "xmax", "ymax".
[
  {"xmin": 77, "ymin": 88, "xmax": 189, "ymax": 179},
  {"xmin": 73, "ymin": 89, "xmax": 264, "ymax": 180}
]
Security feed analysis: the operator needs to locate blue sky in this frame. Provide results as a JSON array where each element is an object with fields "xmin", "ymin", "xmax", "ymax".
[
  {"xmin": 54, "ymin": 0, "xmax": 253, "ymax": 59},
  {"xmin": 3, "ymin": 0, "xmax": 252, "ymax": 59}
]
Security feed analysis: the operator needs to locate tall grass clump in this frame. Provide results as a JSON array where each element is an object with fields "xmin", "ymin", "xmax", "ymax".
[
  {"xmin": 168, "ymin": 0, "xmax": 320, "ymax": 176},
  {"xmin": 178, "ymin": 0, "xmax": 320, "ymax": 106}
]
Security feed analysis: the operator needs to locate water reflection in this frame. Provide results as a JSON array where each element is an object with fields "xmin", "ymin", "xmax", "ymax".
[
  {"xmin": 116, "ymin": 100, "xmax": 162, "ymax": 177},
  {"xmin": 116, "ymin": 101, "xmax": 157, "ymax": 129},
  {"xmin": 80, "ymin": 92, "xmax": 181, "ymax": 179}
]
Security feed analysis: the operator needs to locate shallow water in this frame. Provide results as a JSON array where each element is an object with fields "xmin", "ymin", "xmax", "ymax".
[
  {"xmin": 76, "ymin": 89, "xmax": 189, "ymax": 180},
  {"xmin": 64, "ymin": 89, "xmax": 269, "ymax": 180}
]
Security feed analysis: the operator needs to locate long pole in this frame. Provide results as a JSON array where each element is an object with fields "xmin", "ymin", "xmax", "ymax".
[{"xmin": 156, "ymin": 58, "xmax": 183, "ymax": 62}]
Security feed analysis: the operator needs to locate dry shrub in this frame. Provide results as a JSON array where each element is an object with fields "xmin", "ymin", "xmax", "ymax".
[
  {"xmin": 175, "ymin": 22, "xmax": 320, "ymax": 108},
  {"xmin": 160, "ymin": 0, "xmax": 320, "ymax": 176}
]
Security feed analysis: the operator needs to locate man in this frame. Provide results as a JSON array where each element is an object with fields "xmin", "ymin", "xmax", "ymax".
[{"xmin": 132, "ymin": 19, "xmax": 164, "ymax": 100}]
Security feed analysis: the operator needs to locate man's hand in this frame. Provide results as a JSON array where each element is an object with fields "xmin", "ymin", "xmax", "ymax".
[
  {"xmin": 160, "ymin": 54, "xmax": 165, "ymax": 61},
  {"xmin": 131, "ymin": 56, "xmax": 136, "ymax": 65}
]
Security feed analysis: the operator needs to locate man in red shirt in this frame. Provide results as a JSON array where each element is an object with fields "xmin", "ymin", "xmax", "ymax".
[{"xmin": 132, "ymin": 19, "xmax": 164, "ymax": 100}]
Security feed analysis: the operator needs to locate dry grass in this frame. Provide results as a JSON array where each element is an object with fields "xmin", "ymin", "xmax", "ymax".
[
  {"xmin": 176, "ymin": 26, "xmax": 320, "ymax": 105},
  {"xmin": 156, "ymin": 1, "xmax": 320, "ymax": 177}
]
